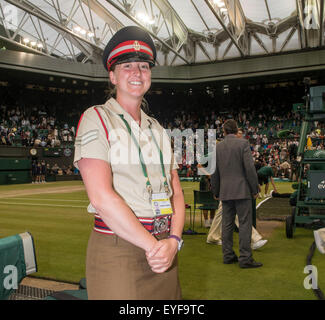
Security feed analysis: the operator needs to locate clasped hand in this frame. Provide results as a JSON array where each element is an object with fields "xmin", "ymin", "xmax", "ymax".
[{"xmin": 146, "ymin": 239, "xmax": 178, "ymax": 273}]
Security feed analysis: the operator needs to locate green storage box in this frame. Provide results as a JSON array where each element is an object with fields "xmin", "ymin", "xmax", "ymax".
[
  {"xmin": 310, "ymin": 86, "xmax": 325, "ymax": 113},
  {"xmin": 0, "ymin": 171, "xmax": 31, "ymax": 185},
  {"xmin": 307, "ymin": 170, "xmax": 325, "ymax": 199}
]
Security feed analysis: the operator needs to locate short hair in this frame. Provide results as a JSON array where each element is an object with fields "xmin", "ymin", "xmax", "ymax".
[{"xmin": 223, "ymin": 119, "xmax": 238, "ymax": 135}]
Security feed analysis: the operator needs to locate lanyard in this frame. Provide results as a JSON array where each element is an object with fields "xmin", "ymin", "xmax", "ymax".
[{"xmin": 119, "ymin": 114, "xmax": 170, "ymax": 197}]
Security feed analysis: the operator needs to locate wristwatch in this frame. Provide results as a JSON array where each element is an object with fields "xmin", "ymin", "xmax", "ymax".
[{"xmin": 168, "ymin": 235, "xmax": 184, "ymax": 251}]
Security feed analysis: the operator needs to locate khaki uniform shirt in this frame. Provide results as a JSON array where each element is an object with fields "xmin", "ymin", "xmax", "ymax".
[{"xmin": 74, "ymin": 98, "xmax": 178, "ymax": 218}]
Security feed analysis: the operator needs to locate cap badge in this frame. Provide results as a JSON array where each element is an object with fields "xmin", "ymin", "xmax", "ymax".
[{"xmin": 133, "ymin": 41, "xmax": 141, "ymax": 51}]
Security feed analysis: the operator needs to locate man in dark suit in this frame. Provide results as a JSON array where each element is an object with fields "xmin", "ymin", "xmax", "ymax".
[{"xmin": 211, "ymin": 119, "xmax": 262, "ymax": 268}]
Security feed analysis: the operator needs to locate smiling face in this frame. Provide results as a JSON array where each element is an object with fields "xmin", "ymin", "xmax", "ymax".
[{"xmin": 109, "ymin": 61, "xmax": 151, "ymax": 103}]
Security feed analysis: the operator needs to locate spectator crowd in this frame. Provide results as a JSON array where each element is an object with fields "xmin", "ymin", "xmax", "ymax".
[
  {"xmin": 0, "ymin": 104, "xmax": 75, "ymax": 147},
  {"xmin": 1, "ymin": 82, "xmax": 325, "ymax": 180}
]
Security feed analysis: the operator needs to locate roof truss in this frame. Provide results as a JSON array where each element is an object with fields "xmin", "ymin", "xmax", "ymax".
[{"xmin": 0, "ymin": 0, "xmax": 324, "ymax": 66}]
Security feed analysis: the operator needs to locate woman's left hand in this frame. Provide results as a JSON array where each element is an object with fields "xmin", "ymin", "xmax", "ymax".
[{"xmin": 145, "ymin": 239, "xmax": 178, "ymax": 273}]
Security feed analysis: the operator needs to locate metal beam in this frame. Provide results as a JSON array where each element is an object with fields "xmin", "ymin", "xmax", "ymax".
[
  {"xmin": 252, "ymin": 32, "xmax": 269, "ymax": 54},
  {"xmin": 204, "ymin": 0, "xmax": 245, "ymax": 57},
  {"xmin": 0, "ymin": 34, "xmax": 54, "ymax": 58},
  {"xmin": 0, "ymin": 3, "xmax": 12, "ymax": 38},
  {"xmin": 64, "ymin": 0, "xmax": 80, "ymax": 26},
  {"xmin": 296, "ymin": 0, "xmax": 305, "ymax": 48},
  {"xmin": 4, "ymin": 0, "xmax": 99, "ymax": 52},
  {"xmin": 0, "ymin": 2, "xmax": 51, "ymax": 56},
  {"xmin": 264, "ymin": 0, "xmax": 272, "ymax": 21},
  {"xmin": 280, "ymin": 26, "xmax": 297, "ymax": 52},
  {"xmin": 247, "ymin": 32, "xmax": 252, "ymax": 55},
  {"xmin": 3, "ymin": 46, "xmax": 325, "ymax": 84},
  {"xmin": 297, "ymin": 0, "xmax": 308, "ymax": 48},
  {"xmin": 225, "ymin": 0, "xmax": 246, "ymax": 38},
  {"xmin": 246, "ymin": 16, "xmax": 297, "ymax": 36},
  {"xmin": 190, "ymin": 0, "xmax": 210, "ymax": 31},
  {"xmin": 319, "ymin": 0, "xmax": 324, "ymax": 46},
  {"xmin": 182, "ymin": 36, "xmax": 195, "ymax": 63},
  {"xmin": 169, "ymin": 45, "xmax": 183, "ymax": 66},
  {"xmin": 197, "ymin": 41, "xmax": 212, "ymax": 62},
  {"xmin": 222, "ymin": 40, "xmax": 233, "ymax": 59},
  {"xmin": 153, "ymin": 0, "xmax": 188, "ymax": 44},
  {"xmin": 85, "ymin": 0, "xmax": 97, "ymax": 39},
  {"xmin": 10, "ymin": 11, "xmax": 29, "ymax": 41},
  {"xmin": 272, "ymin": 34, "xmax": 277, "ymax": 53},
  {"xmin": 303, "ymin": 0, "xmax": 320, "ymax": 48},
  {"xmin": 77, "ymin": 0, "xmax": 92, "ymax": 33},
  {"xmin": 52, "ymin": 0, "xmax": 63, "ymax": 23},
  {"xmin": 81, "ymin": 0, "xmax": 124, "ymax": 41}
]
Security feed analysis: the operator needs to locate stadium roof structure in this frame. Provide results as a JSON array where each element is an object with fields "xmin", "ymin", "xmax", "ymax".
[{"xmin": 0, "ymin": 0, "xmax": 324, "ymax": 68}]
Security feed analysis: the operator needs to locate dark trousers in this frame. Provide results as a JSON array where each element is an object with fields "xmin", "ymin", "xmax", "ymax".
[{"xmin": 222, "ymin": 199, "xmax": 253, "ymax": 264}]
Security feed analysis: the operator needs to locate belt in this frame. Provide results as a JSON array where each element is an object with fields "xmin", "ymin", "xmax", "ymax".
[{"xmin": 94, "ymin": 214, "xmax": 172, "ymax": 235}]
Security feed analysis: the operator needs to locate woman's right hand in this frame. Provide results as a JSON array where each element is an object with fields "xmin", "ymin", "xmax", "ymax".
[{"xmin": 145, "ymin": 239, "xmax": 178, "ymax": 273}]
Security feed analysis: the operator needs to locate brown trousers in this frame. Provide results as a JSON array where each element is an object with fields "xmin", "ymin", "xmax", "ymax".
[{"xmin": 86, "ymin": 230, "xmax": 182, "ymax": 300}]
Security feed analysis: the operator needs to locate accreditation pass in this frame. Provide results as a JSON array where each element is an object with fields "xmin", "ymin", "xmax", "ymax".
[{"xmin": 151, "ymin": 192, "xmax": 173, "ymax": 216}]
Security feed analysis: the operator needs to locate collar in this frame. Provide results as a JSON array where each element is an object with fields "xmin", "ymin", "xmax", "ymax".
[
  {"xmin": 105, "ymin": 97, "xmax": 153, "ymax": 129},
  {"xmin": 225, "ymin": 134, "xmax": 237, "ymax": 139}
]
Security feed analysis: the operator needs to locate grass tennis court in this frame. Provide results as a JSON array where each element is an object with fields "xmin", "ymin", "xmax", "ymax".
[{"xmin": 0, "ymin": 180, "xmax": 324, "ymax": 299}]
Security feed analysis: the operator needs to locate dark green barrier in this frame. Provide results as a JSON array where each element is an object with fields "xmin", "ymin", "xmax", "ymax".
[
  {"xmin": 0, "ymin": 171, "xmax": 31, "ymax": 185},
  {"xmin": 0, "ymin": 158, "xmax": 31, "ymax": 170},
  {"xmin": 0, "ymin": 172, "xmax": 8, "ymax": 184}
]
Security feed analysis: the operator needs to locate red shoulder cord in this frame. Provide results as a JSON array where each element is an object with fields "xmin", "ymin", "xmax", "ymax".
[
  {"xmin": 75, "ymin": 107, "xmax": 109, "ymax": 142},
  {"xmin": 94, "ymin": 107, "xmax": 109, "ymax": 141}
]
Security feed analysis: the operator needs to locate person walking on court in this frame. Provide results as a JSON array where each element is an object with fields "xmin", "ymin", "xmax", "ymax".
[
  {"xmin": 207, "ymin": 129, "xmax": 267, "ymax": 250},
  {"xmin": 211, "ymin": 119, "xmax": 262, "ymax": 268}
]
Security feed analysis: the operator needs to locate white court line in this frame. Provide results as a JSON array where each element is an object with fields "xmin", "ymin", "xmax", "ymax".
[
  {"xmin": 0, "ymin": 197, "xmax": 89, "ymax": 202},
  {"xmin": 256, "ymin": 196, "xmax": 272, "ymax": 209},
  {"xmin": 0, "ymin": 201, "xmax": 86, "ymax": 208}
]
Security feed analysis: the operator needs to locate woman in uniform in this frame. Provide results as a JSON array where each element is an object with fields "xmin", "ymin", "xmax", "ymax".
[{"xmin": 74, "ymin": 26, "xmax": 185, "ymax": 300}]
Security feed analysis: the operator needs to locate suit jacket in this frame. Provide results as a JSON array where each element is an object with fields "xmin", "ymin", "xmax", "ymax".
[{"xmin": 211, "ymin": 134, "xmax": 259, "ymax": 201}]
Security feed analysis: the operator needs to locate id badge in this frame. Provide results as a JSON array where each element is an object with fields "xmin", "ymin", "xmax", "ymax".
[{"xmin": 151, "ymin": 192, "xmax": 173, "ymax": 216}]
